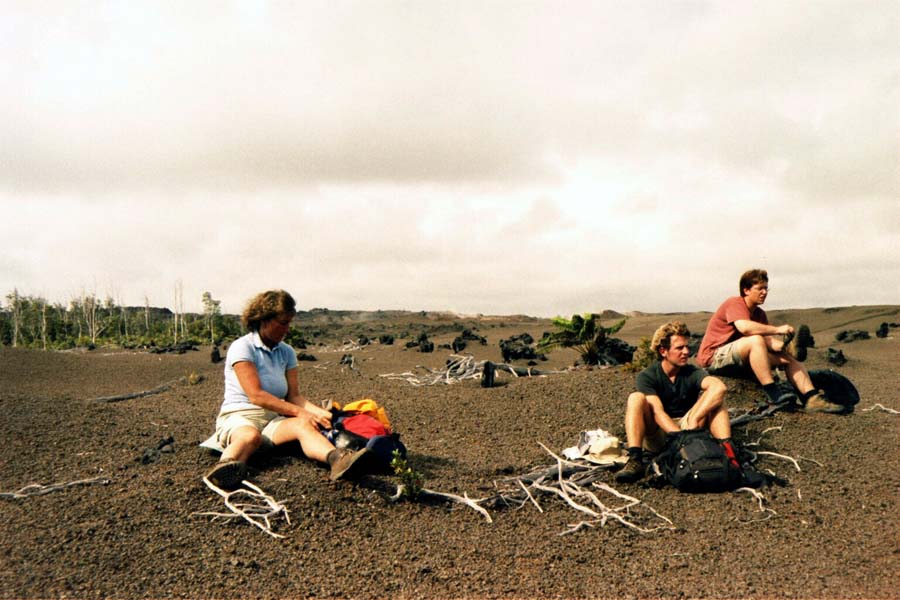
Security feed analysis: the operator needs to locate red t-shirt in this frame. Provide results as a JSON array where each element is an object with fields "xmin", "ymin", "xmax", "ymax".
[{"xmin": 697, "ymin": 296, "xmax": 768, "ymax": 367}]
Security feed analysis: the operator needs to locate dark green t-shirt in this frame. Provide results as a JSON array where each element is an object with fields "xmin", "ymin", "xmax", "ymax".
[{"xmin": 635, "ymin": 362, "xmax": 709, "ymax": 418}]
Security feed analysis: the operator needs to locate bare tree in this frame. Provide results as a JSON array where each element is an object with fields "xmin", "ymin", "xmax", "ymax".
[
  {"xmin": 202, "ymin": 291, "xmax": 222, "ymax": 344},
  {"xmin": 173, "ymin": 280, "xmax": 184, "ymax": 344},
  {"xmin": 81, "ymin": 289, "xmax": 106, "ymax": 345},
  {"xmin": 69, "ymin": 297, "xmax": 83, "ymax": 340},
  {"xmin": 5, "ymin": 288, "xmax": 21, "ymax": 347},
  {"xmin": 40, "ymin": 300, "xmax": 47, "ymax": 350},
  {"xmin": 144, "ymin": 295, "xmax": 150, "ymax": 336}
]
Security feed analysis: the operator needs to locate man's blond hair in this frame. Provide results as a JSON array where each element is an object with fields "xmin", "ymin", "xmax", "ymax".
[{"xmin": 650, "ymin": 321, "xmax": 691, "ymax": 358}]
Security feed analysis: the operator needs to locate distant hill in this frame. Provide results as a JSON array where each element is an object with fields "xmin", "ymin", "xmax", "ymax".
[{"xmin": 278, "ymin": 304, "xmax": 900, "ymax": 346}]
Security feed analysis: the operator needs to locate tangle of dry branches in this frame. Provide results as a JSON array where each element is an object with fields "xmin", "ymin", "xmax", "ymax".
[
  {"xmin": 485, "ymin": 443, "xmax": 675, "ymax": 535},
  {"xmin": 379, "ymin": 354, "xmax": 564, "ymax": 387},
  {"xmin": 195, "ymin": 477, "xmax": 290, "ymax": 539}
]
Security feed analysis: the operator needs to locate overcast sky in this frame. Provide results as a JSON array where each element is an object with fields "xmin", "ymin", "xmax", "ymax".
[{"xmin": 2, "ymin": 1, "xmax": 898, "ymax": 316}]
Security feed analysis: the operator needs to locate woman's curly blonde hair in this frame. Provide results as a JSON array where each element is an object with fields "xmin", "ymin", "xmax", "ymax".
[
  {"xmin": 241, "ymin": 290, "xmax": 296, "ymax": 332},
  {"xmin": 649, "ymin": 321, "xmax": 691, "ymax": 358}
]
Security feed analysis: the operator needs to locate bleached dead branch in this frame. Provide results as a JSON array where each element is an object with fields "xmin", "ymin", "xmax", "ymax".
[
  {"xmin": 421, "ymin": 488, "xmax": 493, "ymax": 523},
  {"xmin": 862, "ymin": 403, "xmax": 900, "ymax": 415},
  {"xmin": 0, "ymin": 476, "xmax": 110, "ymax": 499},
  {"xmin": 379, "ymin": 355, "xmax": 484, "ymax": 386},
  {"xmin": 90, "ymin": 377, "xmax": 185, "ymax": 403},
  {"xmin": 751, "ymin": 426, "xmax": 783, "ymax": 446},
  {"xmin": 732, "ymin": 487, "xmax": 778, "ymax": 523},
  {"xmin": 379, "ymin": 355, "xmax": 564, "ymax": 387},
  {"xmin": 195, "ymin": 478, "xmax": 290, "ymax": 539},
  {"xmin": 735, "ymin": 487, "xmax": 775, "ymax": 513},
  {"xmin": 518, "ymin": 479, "xmax": 543, "ymax": 513},
  {"xmin": 390, "ymin": 483, "xmax": 493, "ymax": 522},
  {"xmin": 757, "ymin": 451, "xmax": 802, "ymax": 472},
  {"xmin": 313, "ymin": 340, "xmax": 366, "ymax": 354}
]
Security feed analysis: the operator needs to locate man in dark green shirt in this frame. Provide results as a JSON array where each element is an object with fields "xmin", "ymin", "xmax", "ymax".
[{"xmin": 615, "ymin": 321, "xmax": 738, "ymax": 483}]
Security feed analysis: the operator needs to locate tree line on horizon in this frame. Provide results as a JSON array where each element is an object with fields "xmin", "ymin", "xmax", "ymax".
[{"xmin": 0, "ymin": 288, "xmax": 242, "ymax": 351}]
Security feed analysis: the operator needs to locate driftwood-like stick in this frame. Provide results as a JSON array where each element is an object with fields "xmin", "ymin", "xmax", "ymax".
[
  {"xmin": 0, "ymin": 476, "xmax": 110, "ymax": 499},
  {"xmin": 388, "ymin": 484, "xmax": 406, "ymax": 502},
  {"xmin": 532, "ymin": 480, "xmax": 598, "ymax": 518},
  {"xmin": 91, "ymin": 377, "xmax": 185, "ymax": 403},
  {"xmin": 757, "ymin": 451, "xmax": 802, "ymax": 472},
  {"xmin": 562, "ymin": 521, "xmax": 597, "ymax": 535},
  {"xmin": 735, "ymin": 487, "xmax": 771, "ymax": 512},
  {"xmin": 419, "ymin": 488, "xmax": 493, "ymax": 523},
  {"xmin": 750, "ymin": 426, "xmax": 783, "ymax": 446},
  {"xmin": 862, "ymin": 403, "xmax": 900, "ymax": 415},
  {"xmin": 518, "ymin": 479, "xmax": 543, "ymax": 513}
]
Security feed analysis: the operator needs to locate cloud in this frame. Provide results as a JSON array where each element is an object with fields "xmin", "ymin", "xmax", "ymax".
[
  {"xmin": 4, "ymin": 1, "xmax": 894, "ymax": 197},
  {"xmin": 1, "ymin": 2, "xmax": 896, "ymax": 316}
]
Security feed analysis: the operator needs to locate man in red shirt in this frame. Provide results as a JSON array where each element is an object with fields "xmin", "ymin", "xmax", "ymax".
[{"xmin": 697, "ymin": 269, "xmax": 842, "ymax": 413}]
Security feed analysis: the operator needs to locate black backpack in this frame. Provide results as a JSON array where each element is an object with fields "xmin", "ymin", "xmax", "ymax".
[
  {"xmin": 808, "ymin": 369, "xmax": 859, "ymax": 413},
  {"xmin": 651, "ymin": 429, "xmax": 747, "ymax": 493}
]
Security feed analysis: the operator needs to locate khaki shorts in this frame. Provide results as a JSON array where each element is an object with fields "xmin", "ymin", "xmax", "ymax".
[
  {"xmin": 213, "ymin": 408, "xmax": 287, "ymax": 450},
  {"xmin": 708, "ymin": 340, "xmax": 745, "ymax": 373},
  {"xmin": 643, "ymin": 404, "xmax": 703, "ymax": 454}
]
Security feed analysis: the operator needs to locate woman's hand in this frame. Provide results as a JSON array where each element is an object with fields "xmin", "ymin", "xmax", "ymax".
[{"xmin": 303, "ymin": 405, "xmax": 332, "ymax": 430}]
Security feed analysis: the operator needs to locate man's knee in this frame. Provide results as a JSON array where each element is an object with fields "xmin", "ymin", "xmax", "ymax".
[
  {"xmin": 706, "ymin": 377, "xmax": 727, "ymax": 402},
  {"xmin": 626, "ymin": 391, "xmax": 647, "ymax": 408},
  {"xmin": 741, "ymin": 334, "xmax": 768, "ymax": 354}
]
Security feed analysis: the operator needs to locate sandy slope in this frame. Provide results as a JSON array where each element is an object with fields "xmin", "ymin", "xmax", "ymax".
[{"xmin": 0, "ymin": 306, "xmax": 897, "ymax": 599}]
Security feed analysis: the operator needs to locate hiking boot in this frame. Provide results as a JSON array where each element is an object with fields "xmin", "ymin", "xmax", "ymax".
[
  {"xmin": 779, "ymin": 331, "xmax": 795, "ymax": 354},
  {"xmin": 204, "ymin": 460, "xmax": 247, "ymax": 490},
  {"xmin": 804, "ymin": 392, "xmax": 845, "ymax": 414},
  {"xmin": 615, "ymin": 457, "xmax": 645, "ymax": 484},
  {"xmin": 329, "ymin": 447, "xmax": 369, "ymax": 481}
]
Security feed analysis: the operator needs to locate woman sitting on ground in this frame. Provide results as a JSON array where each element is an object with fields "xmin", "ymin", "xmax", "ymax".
[{"xmin": 204, "ymin": 289, "xmax": 367, "ymax": 489}]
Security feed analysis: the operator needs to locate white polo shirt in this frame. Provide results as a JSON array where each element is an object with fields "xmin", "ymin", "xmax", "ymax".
[{"xmin": 219, "ymin": 331, "xmax": 298, "ymax": 413}]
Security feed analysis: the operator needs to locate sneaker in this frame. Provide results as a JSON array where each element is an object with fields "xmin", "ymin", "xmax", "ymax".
[
  {"xmin": 329, "ymin": 447, "xmax": 369, "ymax": 481},
  {"xmin": 204, "ymin": 460, "xmax": 247, "ymax": 490},
  {"xmin": 804, "ymin": 392, "xmax": 846, "ymax": 414},
  {"xmin": 615, "ymin": 457, "xmax": 645, "ymax": 484}
]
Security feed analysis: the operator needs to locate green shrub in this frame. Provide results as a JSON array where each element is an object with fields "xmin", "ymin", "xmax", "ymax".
[
  {"xmin": 624, "ymin": 337, "xmax": 653, "ymax": 373},
  {"xmin": 390, "ymin": 450, "xmax": 424, "ymax": 500}
]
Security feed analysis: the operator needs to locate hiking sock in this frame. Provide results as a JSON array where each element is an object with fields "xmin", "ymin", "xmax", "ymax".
[
  {"xmin": 626, "ymin": 446, "xmax": 643, "ymax": 463},
  {"xmin": 717, "ymin": 438, "xmax": 741, "ymax": 469}
]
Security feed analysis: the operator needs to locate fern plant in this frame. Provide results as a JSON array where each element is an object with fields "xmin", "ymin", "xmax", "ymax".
[{"xmin": 537, "ymin": 313, "xmax": 626, "ymax": 366}]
